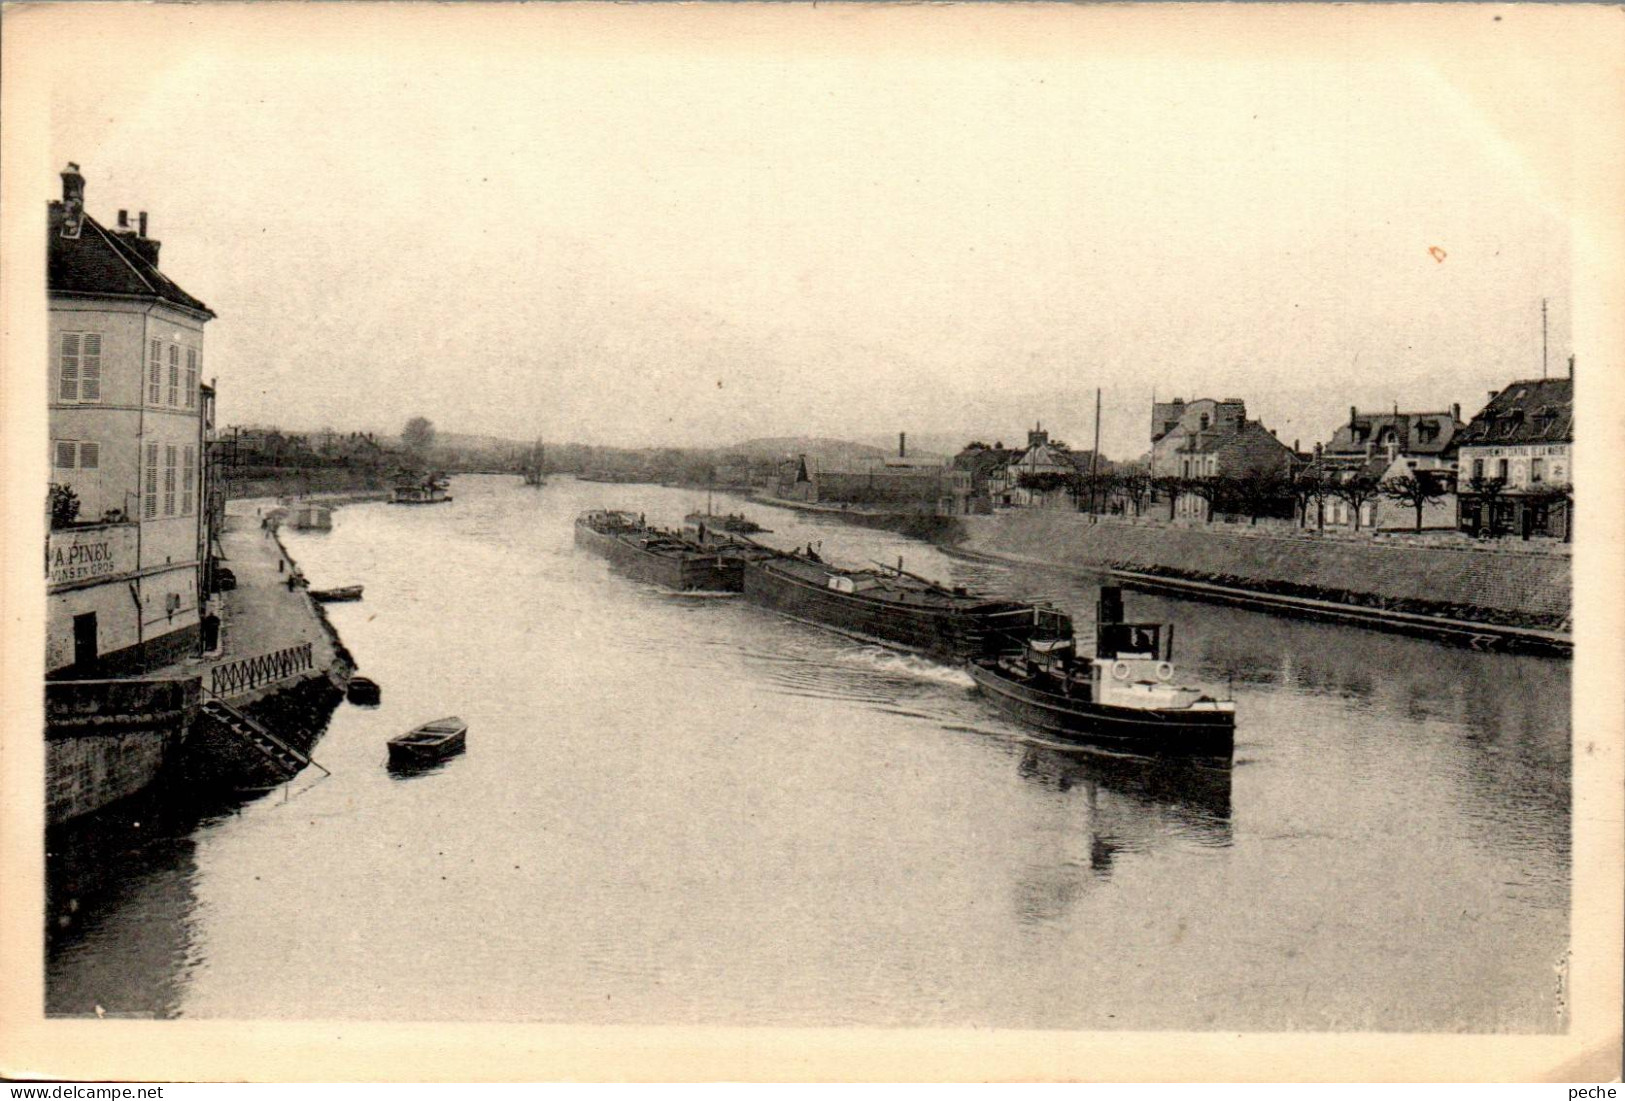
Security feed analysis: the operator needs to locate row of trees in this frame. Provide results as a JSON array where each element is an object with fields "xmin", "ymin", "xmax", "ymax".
[{"xmin": 1014, "ymin": 466, "xmax": 1559, "ymax": 533}]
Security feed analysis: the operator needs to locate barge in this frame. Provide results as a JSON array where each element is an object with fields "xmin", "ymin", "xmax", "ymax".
[
  {"xmin": 574, "ymin": 510, "xmax": 743, "ymax": 592},
  {"xmin": 968, "ymin": 586, "xmax": 1235, "ymax": 757},
  {"xmin": 739, "ymin": 548, "xmax": 1073, "ymax": 662}
]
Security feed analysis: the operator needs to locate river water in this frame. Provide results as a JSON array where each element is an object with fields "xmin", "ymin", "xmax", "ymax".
[{"xmin": 46, "ymin": 474, "xmax": 1570, "ymax": 1031}]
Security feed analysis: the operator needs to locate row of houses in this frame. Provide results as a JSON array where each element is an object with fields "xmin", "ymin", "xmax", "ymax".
[
  {"xmin": 773, "ymin": 377, "xmax": 1573, "ymax": 539},
  {"xmin": 1139, "ymin": 383, "xmax": 1572, "ymax": 538}
]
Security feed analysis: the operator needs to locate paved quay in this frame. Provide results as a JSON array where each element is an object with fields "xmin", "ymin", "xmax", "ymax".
[{"xmin": 151, "ymin": 504, "xmax": 338, "ymax": 693}]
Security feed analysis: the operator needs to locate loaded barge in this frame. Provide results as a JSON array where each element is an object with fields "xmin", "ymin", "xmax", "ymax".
[
  {"xmin": 739, "ymin": 548, "xmax": 1073, "ymax": 663},
  {"xmin": 574, "ymin": 510, "xmax": 742, "ymax": 592}
]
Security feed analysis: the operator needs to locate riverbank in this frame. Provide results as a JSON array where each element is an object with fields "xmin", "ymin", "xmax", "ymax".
[
  {"xmin": 46, "ymin": 505, "xmax": 355, "ymax": 825},
  {"xmin": 943, "ymin": 509, "xmax": 1570, "ymax": 652},
  {"xmin": 225, "ymin": 468, "xmax": 388, "ymax": 500}
]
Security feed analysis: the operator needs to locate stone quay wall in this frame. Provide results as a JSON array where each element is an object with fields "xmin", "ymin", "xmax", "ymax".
[
  {"xmin": 46, "ymin": 677, "xmax": 201, "ymax": 825},
  {"xmin": 949, "ymin": 511, "xmax": 1571, "ymax": 629}
]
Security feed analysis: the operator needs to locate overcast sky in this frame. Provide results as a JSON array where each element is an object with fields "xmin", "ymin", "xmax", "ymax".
[{"xmin": 29, "ymin": 5, "xmax": 1586, "ymax": 458}]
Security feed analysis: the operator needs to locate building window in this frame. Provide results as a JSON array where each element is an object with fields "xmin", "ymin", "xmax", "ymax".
[
  {"xmin": 167, "ymin": 345, "xmax": 180, "ymax": 406},
  {"xmin": 1472, "ymin": 458, "xmax": 1484, "ymax": 481},
  {"xmin": 149, "ymin": 340, "xmax": 163, "ymax": 404},
  {"xmin": 1530, "ymin": 458, "xmax": 1544, "ymax": 484},
  {"xmin": 182, "ymin": 446, "xmax": 196, "ymax": 515},
  {"xmin": 163, "ymin": 445, "xmax": 177, "ymax": 516},
  {"xmin": 57, "ymin": 332, "xmax": 102, "ymax": 402},
  {"xmin": 52, "ymin": 441, "xmax": 99, "ymax": 469},
  {"xmin": 1496, "ymin": 458, "xmax": 1509, "ymax": 481},
  {"xmin": 144, "ymin": 443, "xmax": 158, "ymax": 519},
  {"xmin": 185, "ymin": 348, "xmax": 199, "ymax": 409}
]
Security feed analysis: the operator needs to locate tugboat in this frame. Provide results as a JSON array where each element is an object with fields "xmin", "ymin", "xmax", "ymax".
[
  {"xmin": 968, "ymin": 586, "xmax": 1235, "ymax": 757},
  {"xmin": 574, "ymin": 510, "xmax": 743, "ymax": 592},
  {"xmin": 739, "ymin": 547, "xmax": 1073, "ymax": 663}
]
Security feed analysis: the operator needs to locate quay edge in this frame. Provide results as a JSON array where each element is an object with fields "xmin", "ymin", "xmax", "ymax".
[
  {"xmin": 46, "ymin": 516, "xmax": 359, "ymax": 827},
  {"xmin": 748, "ymin": 499, "xmax": 1571, "ymax": 656}
]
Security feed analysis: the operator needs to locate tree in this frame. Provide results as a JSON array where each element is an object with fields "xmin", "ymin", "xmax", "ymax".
[
  {"xmin": 1466, "ymin": 475, "xmax": 1508, "ymax": 536},
  {"xmin": 402, "ymin": 416, "xmax": 436, "ymax": 457},
  {"xmin": 1233, "ymin": 469, "xmax": 1293, "ymax": 526},
  {"xmin": 1115, "ymin": 471, "xmax": 1153, "ymax": 517},
  {"xmin": 1015, "ymin": 471, "xmax": 1071, "ymax": 496},
  {"xmin": 1331, "ymin": 474, "xmax": 1382, "ymax": 532},
  {"xmin": 1180, "ymin": 476, "xmax": 1226, "ymax": 523},
  {"xmin": 1381, "ymin": 472, "xmax": 1448, "ymax": 533},
  {"xmin": 48, "ymin": 483, "xmax": 80, "ymax": 528},
  {"xmin": 1288, "ymin": 467, "xmax": 1332, "ymax": 530},
  {"xmin": 1151, "ymin": 475, "xmax": 1184, "ymax": 520}
]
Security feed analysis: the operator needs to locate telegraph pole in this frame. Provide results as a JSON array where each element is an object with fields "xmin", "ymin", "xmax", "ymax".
[
  {"xmin": 1089, "ymin": 387, "xmax": 1102, "ymax": 518},
  {"xmin": 1542, "ymin": 298, "xmax": 1549, "ymax": 379}
]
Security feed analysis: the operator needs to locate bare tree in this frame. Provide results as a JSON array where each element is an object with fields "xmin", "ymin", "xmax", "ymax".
[
  {"xmin": 1233, "ymin": 469, "xmax": 1292, "ymax": 526},
  {"xmin": 1181, "ymin": 476, "xmax": 1226, "ymax": 523},
  {"xmin": 1115, "ymin": 471, "xmax": 1153, "ymax": 517},
  {"xmin": 1465, "ymin": 475, "xmax": 1509, "ymax": 536},
  {"xmin": 1331, "ymin": 474, "xmax": 1382, "ymax": 532},
  {"xmin": 1380, "ymin": 472, "xmax": 1448, "ymax": 533}
]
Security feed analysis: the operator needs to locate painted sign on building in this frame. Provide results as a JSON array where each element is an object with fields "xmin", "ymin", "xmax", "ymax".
[{"xmin": 47, "ymin": 524, "xmax": 136, "ymax": 587}]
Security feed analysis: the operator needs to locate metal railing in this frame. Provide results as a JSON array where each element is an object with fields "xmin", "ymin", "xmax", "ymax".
[{"xmin": 210, "ymin": 641, "xmax": 314, "ymax": 698}]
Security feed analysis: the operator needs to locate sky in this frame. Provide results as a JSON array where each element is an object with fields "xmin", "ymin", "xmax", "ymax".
[{"xmin": 21, "ymin": 4, "xmax": 1590, "ymax": 460}]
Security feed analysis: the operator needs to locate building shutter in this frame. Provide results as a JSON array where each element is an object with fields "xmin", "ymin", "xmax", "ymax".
[
  {"xmin": 164, "ymin": 445, "xmax": 177, "ymax": 515},
  {"xmin": 55, "ymin": 441, "xmax": 76, "ymax": 469},
  {"xmin": 79, "ymin": 442, "xmax": 99, "ymax": 469},
  {"xmin": 59, "ymin": 333, "xmax": 80, "ymax": 401},
  {"xmin": 144, "ymin": 443, "xmax": 159, "ymax": 519},
  {"xmin": 149, "ymin": 340, "xmax": 163, "ymax": 404},
  {"xmin": 182, "ymin": 446, "xmax": 196, "ymax": 515},
  {"xmin": 80, "ymin": 334, "xmax": 102, "ymax": 401},
  {"xmin": 185, "ymin": 348, "xmax": 198, "ymax": 409},
  {"xmin": 167, "ymin": 345, "xmax": 180, "ymax": 406}
]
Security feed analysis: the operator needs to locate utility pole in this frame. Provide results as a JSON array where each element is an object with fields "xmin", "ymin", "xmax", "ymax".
[
  {"xmin": 1542, "ymin": 298, "xmax": 1549, "ymax": 379},
  {"xmin": 1089, "ymin": 386, "xmax": 1102, "ymax": 519}
]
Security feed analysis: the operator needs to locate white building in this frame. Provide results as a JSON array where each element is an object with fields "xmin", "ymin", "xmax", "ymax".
[
  {"xmin": 1455, "ymin": 377, "xmax": 1573, "ymax": 540},
  {"xmin": 47, "ymin": 164, "xmax": 218, "ymax": 676}
]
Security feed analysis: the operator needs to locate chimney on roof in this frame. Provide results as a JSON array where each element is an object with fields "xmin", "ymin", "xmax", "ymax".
[
  {"xmin": 1349, "ymin": 406, "xmax": 1358, "ymax": 427},
  {"xmin": 59, "ymin": 163, "xmax": 85, "ymax": 238},
  {"xmin": 1569, "ymin": 354, "xmax": 1576, "ymax": 380},
  {"xmin": 121, "ymin": 211, "xmax": 161, "ymax": 267},
  {"xmin": 1451, "ymin": 403, "xmax": 1460, "ymax": 423},
  {"xmin": 899, "ymin": 432, "xmax": 906, "ymax": 459}
]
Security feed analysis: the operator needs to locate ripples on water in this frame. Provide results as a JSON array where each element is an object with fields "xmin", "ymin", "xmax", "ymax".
[{"xmin": 46, "ymin": 475, "xmax": 1570, "ymax": 1031}]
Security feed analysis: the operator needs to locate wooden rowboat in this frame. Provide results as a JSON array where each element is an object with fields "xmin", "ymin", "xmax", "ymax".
[
  {"xmin": 310, "ymin": 585, "xmax": 364, "ymax": 603},
  {"xmin": 387, "ymin": 716, "xmax": 467, "ymax": 769}
]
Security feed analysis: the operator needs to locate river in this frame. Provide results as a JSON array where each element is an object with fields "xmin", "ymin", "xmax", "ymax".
[{"xmin": 46, "ymin": 474, "xmax": 1570, "ymax": 1031}]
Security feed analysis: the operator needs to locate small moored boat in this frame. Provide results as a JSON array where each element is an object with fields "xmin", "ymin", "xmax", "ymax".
[
  {"xmin": 388, "ymin": 716, "xmax": 467, "ymax": 768},
  {"xmin": 310, "ymin": 585, "xmax": 364, "ymax": 603},
  {"xmin": 347, "ymin": 676, "xmax": 381, "ymax": 705}
]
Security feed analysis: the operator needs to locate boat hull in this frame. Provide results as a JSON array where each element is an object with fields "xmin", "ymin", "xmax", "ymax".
[
  {"xmin": 741, "ymin": 559, "xmax": 1056, "ymax": 662},
  {"xmin": 574, "ymin": 521, "xmax": 741, "ymax": 592},
  {"xmin": 968, "ymin": 661, "xmax": 1234, "ymax": 757}
]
